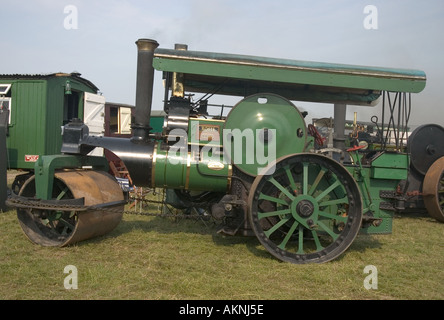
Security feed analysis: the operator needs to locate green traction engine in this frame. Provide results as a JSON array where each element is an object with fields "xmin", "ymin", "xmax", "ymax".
[{"xmin": 8, "ymin": 39, "xmax": 444, "ymax": 264}]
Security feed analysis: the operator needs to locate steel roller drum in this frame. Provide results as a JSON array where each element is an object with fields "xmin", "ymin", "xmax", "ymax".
[
  {"xmin": 422, "ymin": 156, "xmax": 444, "ymax": 222},
  {"xmin": 407, "ymin": 124, "xmax": 444, "ymax": 175},
  {"xmin": 224, "ymin": 93, "xmax": 307, "ymax": 176},
  {"xmin": 17, "ymin": 170, "xmax": 124, "ymax": 247}
]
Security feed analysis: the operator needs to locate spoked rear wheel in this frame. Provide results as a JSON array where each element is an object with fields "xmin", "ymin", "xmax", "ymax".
[{"xmin": 248, "ymin": 153, "xmax": 363, "ymax": 264}]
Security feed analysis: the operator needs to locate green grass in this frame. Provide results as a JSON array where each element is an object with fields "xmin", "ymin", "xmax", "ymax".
[
  {"xmin": 1, "ymin": 207, "xmax": 443, "ymax": 300},
  {"xmin": 1, "ymin": 172, "xmax": 443, "ymax": 300}
]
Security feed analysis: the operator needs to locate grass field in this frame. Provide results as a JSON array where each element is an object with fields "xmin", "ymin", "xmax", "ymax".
[{"xmin": 1, "ymin": 173, "xmax": 443, "ymax": 300}]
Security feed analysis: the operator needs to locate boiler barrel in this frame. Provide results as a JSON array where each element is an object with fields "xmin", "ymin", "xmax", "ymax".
[{"xmin": 152, "ymin": 143, "xmax": 231, "ymax": 193}]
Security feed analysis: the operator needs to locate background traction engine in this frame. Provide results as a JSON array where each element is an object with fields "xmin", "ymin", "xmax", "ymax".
[{"xmin": 8, "ymin": 39, "xmax": 444, "ymax": 264}]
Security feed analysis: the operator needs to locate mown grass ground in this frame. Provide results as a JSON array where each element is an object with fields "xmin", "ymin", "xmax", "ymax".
[{"xmin": 1, "ymin": 172, "xmax": 443, "ymax": 300}]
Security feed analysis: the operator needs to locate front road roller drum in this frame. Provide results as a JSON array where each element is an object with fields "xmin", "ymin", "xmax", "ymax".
[
  {"xmin": 17, "ymin": 170, "xmax": 124, "ymax": 247},
  {"xmin": 423, "ymin": 156, "xmax": 444, "ymax": 222}
]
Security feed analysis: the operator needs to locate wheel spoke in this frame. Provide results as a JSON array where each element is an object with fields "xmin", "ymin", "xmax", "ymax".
[
  {"xmin": 302, "ymin": 163, "xmax": 308, "ymax": 195},
  {"xmin": 264, "ymin": 217, "xmax": 290, "ymax": 237},
  {"xmin": 308, "ymin": 168, "xmax": 327, "ymax": 196},
  {"xmin": 317, "ymin": 220, "xmax": 339, "ymax": 241},
  {"xmin": 297, "ymin": 224, "xmax": 304, "ymax": 254},
  {"xmin": 315, "ymin": 180, "xmax": 341, "ymax": 202},
  {"xmin": 54, "ymin": 180, "xmax": 69, "ymax": 200},
  {"xmin": 311, "ymin": 230, "xmax": 324, "ymax": 251},
  {"xmin": 285, "ymin": 167, "xmax": 297, "ymax": 194},
  {"xmin": 269, "ymin": 177, "xmax": 295, "ymax": 200},
  {"xmin": 278, "ymin": 220, "xmax": 299, "ymax": 250},
  {"xmin": 56, "ymin": 187, "xmax": 69, "ymax": 200},
  {"xmin": 318, "ymin": 196, "xmax": 348, "ymax": 207},
  {"xmin": 60, "ymin": 224, "xmax": 69, "ymax": 236},
  {"xmin": 59, "ymin": 218, "xmax": 75, "ymax": 233},
  {"xmin": 258, "ymin": 193, "xmax": 288, "ymax": 206},
  {"xmin": 258, "ymin": 208, "xmax": 291, "ymax": 220},
  {"xmin": 318, "ymin": 210, "xmax": 348, "ymax": 223}
]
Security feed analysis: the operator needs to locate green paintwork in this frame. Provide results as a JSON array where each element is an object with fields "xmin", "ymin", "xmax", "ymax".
[
  {"xmin": 153, "ymin": 48, "xmax": 426, "ymax": 104},
  {"xmin": 150, "ymin": 110, "xmax": 166, "ymax": 134},
  {"xmin": 224, "ymin": 93, "xmax": 307, "ymax": 176},
  {"xmin": 1, "ymin": 74, "xmax": 98, "ymax": 170},
  {"xmin": 150, "ymin": 116, "xmax": 164, "ymax": 134},
  {"xmin": 34, "ymin": 154, "xmax": 108, "ymax": 200},
  {"xmin": 344, "ymin": 150, "xmax": 411, "ymax": 235},
  {"xmin": 153, "ymin": 143, "xmax": 229, "ymax": 193},
  {"xmin": 370, "ymin": 152, "xmax": 409, "ymax": 180}
]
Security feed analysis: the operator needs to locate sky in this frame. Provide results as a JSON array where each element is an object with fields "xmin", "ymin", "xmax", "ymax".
[{"xmin": 1, "ymin": 0, "xmax": 444, "ymax": 127}]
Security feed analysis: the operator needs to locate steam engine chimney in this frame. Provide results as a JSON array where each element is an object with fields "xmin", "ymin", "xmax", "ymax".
[{"xmin": 132, "ymin": 38, "xmax": 159, "ymax": 142}]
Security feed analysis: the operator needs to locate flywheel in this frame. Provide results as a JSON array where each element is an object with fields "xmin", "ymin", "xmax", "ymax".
[
  {"xmin": 248, "ymin": 153, "xmax": 363, "ymax": 264},
  {"xmin": 408, "ymin": 124, "xmax": 444, "ymax": 176}
]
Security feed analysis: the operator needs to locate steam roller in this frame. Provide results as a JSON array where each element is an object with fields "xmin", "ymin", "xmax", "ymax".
[
  {"xmin": 6, "ymin": 37, "xmax": 444, "ymax": 264},
  {"xmin": 16, "ymin": 170, "xmax": 124, "ymax": 246}
]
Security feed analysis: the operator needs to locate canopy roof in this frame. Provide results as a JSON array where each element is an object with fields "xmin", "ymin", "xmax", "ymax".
[{"xmin": 153, "ymin": 48, "xmax": 426, "ymax": 106}]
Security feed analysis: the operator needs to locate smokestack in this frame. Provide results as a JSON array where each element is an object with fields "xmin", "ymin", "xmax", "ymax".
[{"xmin": 132, "ymin": 38, "xmax": 159, "ymax": 142}]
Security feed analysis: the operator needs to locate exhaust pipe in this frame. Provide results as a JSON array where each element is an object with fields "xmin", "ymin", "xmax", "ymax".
[
  {"xmin": 132, "ymin": 38, "xmax": 159, "ymax": 142},
  {"xmin": 333, "ymin": 103, "xmax": 347, "ymax": 150}
]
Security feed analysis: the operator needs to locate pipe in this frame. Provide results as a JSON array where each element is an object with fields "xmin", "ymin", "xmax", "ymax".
[
  {"xmin": 132, "ymin": 38, "xmax": 159, "ymax": 142},
  {"xmin": 172, "ymin": 43, "xmax": 188, "ymax": 98},
  {"xmin": 333, "ymin": 103, "xmax": 347, "ymax": 150},
  {"xmin": 61, "ymin": 121, "xmax": 156, "ymax": 187}
]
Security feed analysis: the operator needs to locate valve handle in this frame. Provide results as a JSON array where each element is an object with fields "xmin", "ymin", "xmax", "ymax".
[{"xmin": 346, "ymin": 145, "xmax": 366, "ymax": 152}]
